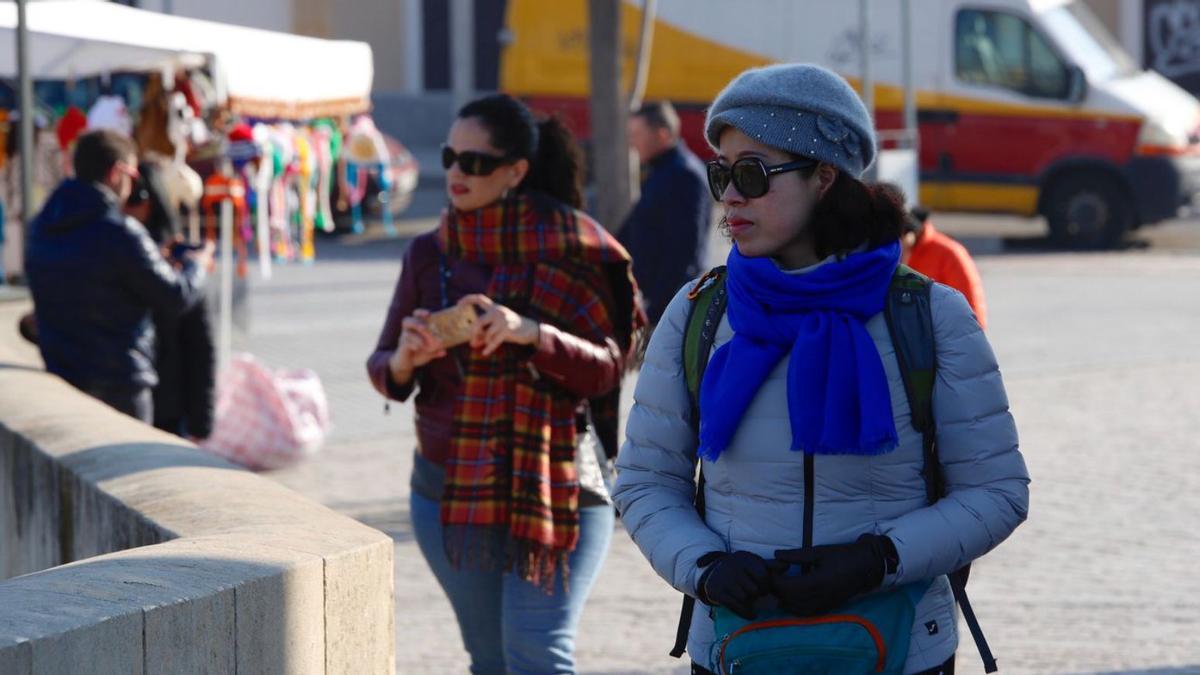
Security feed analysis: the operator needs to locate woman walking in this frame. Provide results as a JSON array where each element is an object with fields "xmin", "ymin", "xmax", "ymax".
[
  {"xmin": 367, "ymin": 94, "xmax": 642, "ymax": 674},
  {"xmin": 613, "ymin": 64, "xmax": 1029, "ymax": 674}
]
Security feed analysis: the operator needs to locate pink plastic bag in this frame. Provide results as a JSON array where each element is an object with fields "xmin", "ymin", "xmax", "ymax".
[{"xmin": 200, "ymin": 353, "xmax": 330, "ymax": 470}]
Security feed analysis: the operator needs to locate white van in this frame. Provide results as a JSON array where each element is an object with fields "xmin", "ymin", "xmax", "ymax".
[{"xmin": 499, "ymin": 0, "xmax": 1200, "ymax": 246}]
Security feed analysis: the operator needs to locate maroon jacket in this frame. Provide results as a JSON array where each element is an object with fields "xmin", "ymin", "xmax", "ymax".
[{"xmin": 366, "ymin": 231, "xmax": 626, "ymax": 467}]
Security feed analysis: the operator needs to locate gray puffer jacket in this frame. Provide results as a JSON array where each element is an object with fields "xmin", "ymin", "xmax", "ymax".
[{"xmin": 612, "ymin": 276, "xmax": 1030, "ymax": 674}]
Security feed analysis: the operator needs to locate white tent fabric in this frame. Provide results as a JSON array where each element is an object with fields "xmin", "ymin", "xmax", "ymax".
[
  {"xmin": 0, "ymin": 3, "xmax": 203, "ymax": 80},
  {"xmin": 0, "ymin": 1, "xmax": 373, "ymax": 119}
]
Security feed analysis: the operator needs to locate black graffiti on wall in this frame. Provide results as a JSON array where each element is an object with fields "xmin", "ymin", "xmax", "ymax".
[{"xmin": 1146, "ymin": 0, "xmax": 1200, "ymax": 91}]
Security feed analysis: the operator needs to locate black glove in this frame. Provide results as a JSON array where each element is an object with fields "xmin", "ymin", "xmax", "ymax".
[
  {"xmin": 769, "ymin": 534, "xmax": 899, "ymax": 617},
  {"xmin": 696, "ymin": 551, "xmax": 788, "ymax": 620}
]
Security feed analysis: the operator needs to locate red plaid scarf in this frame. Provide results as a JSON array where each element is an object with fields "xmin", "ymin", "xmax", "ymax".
[{"xmin": 438, "ymin": 191, "xmax": 641, "ymax": 590}]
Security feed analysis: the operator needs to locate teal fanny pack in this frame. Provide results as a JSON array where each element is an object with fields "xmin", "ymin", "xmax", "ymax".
[{"xmin": 712, "ymin": 582, "xmax": 930, "ymax": 675}]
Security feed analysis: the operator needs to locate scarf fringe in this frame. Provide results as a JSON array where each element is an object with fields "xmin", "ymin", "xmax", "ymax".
[{"xmin": 443, "ymin": 524, "xmax": 573, "ymax": 594}]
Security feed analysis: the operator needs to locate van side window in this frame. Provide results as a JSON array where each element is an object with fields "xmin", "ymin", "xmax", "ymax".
[{"xmin": 955, "ymin": 9, "xmax": 1069, "ymax": 99}]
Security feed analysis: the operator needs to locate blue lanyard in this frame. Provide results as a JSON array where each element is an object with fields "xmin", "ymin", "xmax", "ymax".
[{"xmin": 438, "ymin": 252, "xmax": 451, "ymax": 309}]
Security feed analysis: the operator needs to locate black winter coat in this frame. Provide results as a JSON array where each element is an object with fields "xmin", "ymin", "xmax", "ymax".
[
  {"xmin": 26, "ymin": 179, "xmax": 206, "ymax": 391},
  {"xmin": 617, "ymin": 145, "xmax": 713, "ymax": 325}
]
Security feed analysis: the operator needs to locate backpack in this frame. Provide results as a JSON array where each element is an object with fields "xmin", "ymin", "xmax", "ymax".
[{"xmin": 672, "ymin": 264, "xmax": 998, "ymax": 673}]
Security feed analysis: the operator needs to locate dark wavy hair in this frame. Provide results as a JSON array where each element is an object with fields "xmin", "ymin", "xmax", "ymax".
[
  {"xmin": 457, "ymin": 94, "xmax": 585, "ymax": 209},
  {"xmin": 807, "ymin": 172, "xmax": 906, "ymax": 259}
]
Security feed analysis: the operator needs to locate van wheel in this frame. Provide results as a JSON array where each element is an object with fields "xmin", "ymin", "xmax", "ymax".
[{"xmin": 1044, "ymin": 173, "xmax": 1132, "ymax": 249}]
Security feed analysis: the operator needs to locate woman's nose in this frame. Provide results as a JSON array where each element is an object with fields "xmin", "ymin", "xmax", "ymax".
[{"xmin": 722, "ymin": 181, "xmax": 746, "ymax": 206}]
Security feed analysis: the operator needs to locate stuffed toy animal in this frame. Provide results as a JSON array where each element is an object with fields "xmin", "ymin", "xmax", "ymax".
[{"xmin": 343, "ymin": 116, "xmax": 394, "ymax": 236}]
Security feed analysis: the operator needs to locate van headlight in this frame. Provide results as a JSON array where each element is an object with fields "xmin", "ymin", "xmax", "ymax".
[{"xmin": 1136, "ymin": 120, "xmax": 1189, "ymax": 155}]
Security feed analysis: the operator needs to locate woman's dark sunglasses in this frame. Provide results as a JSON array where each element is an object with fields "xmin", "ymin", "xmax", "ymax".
[
  {"xmin": 706, "ymin": 157, "xmax": 816, "ymax": 201},
  {"xmin": 441, "ymin": 145, "xmax": 510, "ymax": 176}
]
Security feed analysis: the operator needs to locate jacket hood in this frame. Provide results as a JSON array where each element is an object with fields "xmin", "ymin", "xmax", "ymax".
[{"xmin": 32, "ymin": 179, "xmax": 118, "ymax": 235}]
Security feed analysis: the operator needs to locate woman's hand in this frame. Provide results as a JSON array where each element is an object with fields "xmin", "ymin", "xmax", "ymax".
[
  {"xmin": 697, "ymin": 551, "xmax": 788, "ymax": 620},
  {"xmin": 458, "ymin": 294, "xmax": 540, "ymax": 357},
  {"xmin": 388, "ymin": 309, "xmax": 447, "ymax": 384},
  {"xmin": 769, "ymin": 534, "xmax": 895, "ymax": 617}
]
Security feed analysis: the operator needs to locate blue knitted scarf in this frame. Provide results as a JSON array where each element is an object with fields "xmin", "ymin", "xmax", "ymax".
[{"xmin": 698, "ymin": 241, "xmax": 901, "ymax": 461}]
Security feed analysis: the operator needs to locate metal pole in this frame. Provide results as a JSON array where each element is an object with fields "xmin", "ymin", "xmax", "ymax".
[
  {"xmin": 859, "ymin": 0, "xmax": 874, "ymax": 118},
  {"xmin": 218, "ymin": 200, "xmax": 234, "ymax": 376},
  {"xmin": 899, "ymin": 0, "xmax": 919, "ymax": 203},
  {"xmin": 16, "ymin": 0, "xmax": 35, "ymax": 251},
  {"xmin": 404, "ymin": 0, "xmax": 424, "ymax": 94},
  {"xmin": 901, "ymin": 0, "xmax": 916, "ymax": 150},
  {"xmin": 588, "ymin": 0, "xmax": 630, "ymax": 231},
  {"xmin": 628, "ymin": 0, "xmax": 658, "ymax": 111},
  {"xmin": 627, "ymin": 0, "xmax": 658, "ymax": 204},
  {"xmin": 859, "ymin": 0, "xmax": 875, "ymax": 181},
  {"xmin": 1120, "ymin": 0, "xmax": 1143, "ymax": 69},
  {"xmin": 450, "ymin": 0, "xmax": 474, "ymax": 114},
  {"xmin": 255, "ymin": 161, "xmax": 272, "ymax": 280}
]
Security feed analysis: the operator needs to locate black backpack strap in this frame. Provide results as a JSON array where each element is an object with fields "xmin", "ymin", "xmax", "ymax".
[
  {"xmin": 670, "ymin": 268, "xmax": 727, "ymax": 659},
  {"xmin": 885, "ymin": 265, "xmax": 941, "ymax": 504},
  {"xmin": 884, "ymin": 265, "xmax": 998, "ymax": 673},
  {"xmin": 670, "ymin": 466, "xmax": 707, "ymax": 658},
  {"xmin": 953, "ymin": 575, "xmax": 998, "ymax": 672},
  {"xmin": 683, "ymin": 266, "xmax": 728, "ymax": 418}
]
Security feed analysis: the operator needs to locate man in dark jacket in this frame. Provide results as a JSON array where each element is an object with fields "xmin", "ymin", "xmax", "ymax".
[
  {"xmin": 25, "ymin": 130, "xmax": 213, "ymax": 423},
  {"xmin": 619, "ymin": 101, "xmax": 712, "ymax": 326},
  {"xmin": 126, "ymin": 160, "xmax": 217, "ymax": 439}
]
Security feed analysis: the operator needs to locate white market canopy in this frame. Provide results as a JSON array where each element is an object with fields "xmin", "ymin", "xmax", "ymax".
[{"xmin": 0, "ymin": 0, "xmax": 374, "ymax": 119}]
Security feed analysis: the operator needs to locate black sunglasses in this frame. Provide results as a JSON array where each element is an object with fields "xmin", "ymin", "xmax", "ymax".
[
  {"xmin": 706, "ymin": 157, "xmax": 816, "ymax": 201},
  {"xmin": 441, "ymin": 145, "xmax": 511, "ymax": 176}
]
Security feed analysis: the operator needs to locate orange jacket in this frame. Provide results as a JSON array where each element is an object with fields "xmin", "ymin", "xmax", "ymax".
[{"xmin": 906, "ymin": 223, "xmax": 988, "ymax": 329}]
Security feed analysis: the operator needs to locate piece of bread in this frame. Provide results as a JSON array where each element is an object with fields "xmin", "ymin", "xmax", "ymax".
[{"xmin": 425, "ymin": 304, "xmax": 478, "ymax": 348}]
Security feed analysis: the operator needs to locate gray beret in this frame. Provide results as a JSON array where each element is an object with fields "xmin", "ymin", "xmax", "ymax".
[{"xmin": 704, "ymin": 63, "xmax": 876, "ymax": 178}]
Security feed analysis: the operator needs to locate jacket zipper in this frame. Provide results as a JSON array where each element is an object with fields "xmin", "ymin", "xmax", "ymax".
[{"xmin": 803, "ymin": 454, "xmax": 814, "ymax": 549}]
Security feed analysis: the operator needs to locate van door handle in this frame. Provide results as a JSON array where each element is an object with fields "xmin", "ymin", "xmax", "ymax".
[{"xmin": 918, "ymin": 109, "xmax": 959, "ymax": 125}]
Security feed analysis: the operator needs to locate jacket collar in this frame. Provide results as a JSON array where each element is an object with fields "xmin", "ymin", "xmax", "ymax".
[
  {"xmin": 646, "ymin": 143, "xmax": 682, "ymax": 169},
  {"xmin": 92, "ymin": 181, "xmax": 121, "ymax": 208},
  {"xmin": 32, "ymin": 179, "xmax": 121, "ymax": 234}
]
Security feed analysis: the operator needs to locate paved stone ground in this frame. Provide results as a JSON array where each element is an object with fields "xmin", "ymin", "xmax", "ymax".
[{"xmin": 236, "ymin": 216, "xmax": 1200, "ymax": 674}]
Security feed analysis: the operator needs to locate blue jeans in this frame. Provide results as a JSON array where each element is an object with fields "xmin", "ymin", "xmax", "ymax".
[{"xmin": 410, "ymin": 491, "xmax": 614, "ymax": 674}]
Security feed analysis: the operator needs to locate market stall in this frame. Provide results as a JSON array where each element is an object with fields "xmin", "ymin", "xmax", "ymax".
[
  {"xmin": 0, "ymin": 1, "xmax": 373, "ymax": 117},
  {"xmin": 0, "ymin": 0, "xmax": 383, "ymax": 273},
  {"xmin": 0, "ymin": 1, "xmax": 412, "ymax": 375}
]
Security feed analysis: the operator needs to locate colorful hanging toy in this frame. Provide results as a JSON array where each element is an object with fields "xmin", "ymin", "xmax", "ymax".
[
  {"xmin": 202, "ymin": 126, "xmax": 254, "ymax": 280},
  {"xmin": 343, "ymin": 116, "xmax": 396, "ymax": 236}
]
